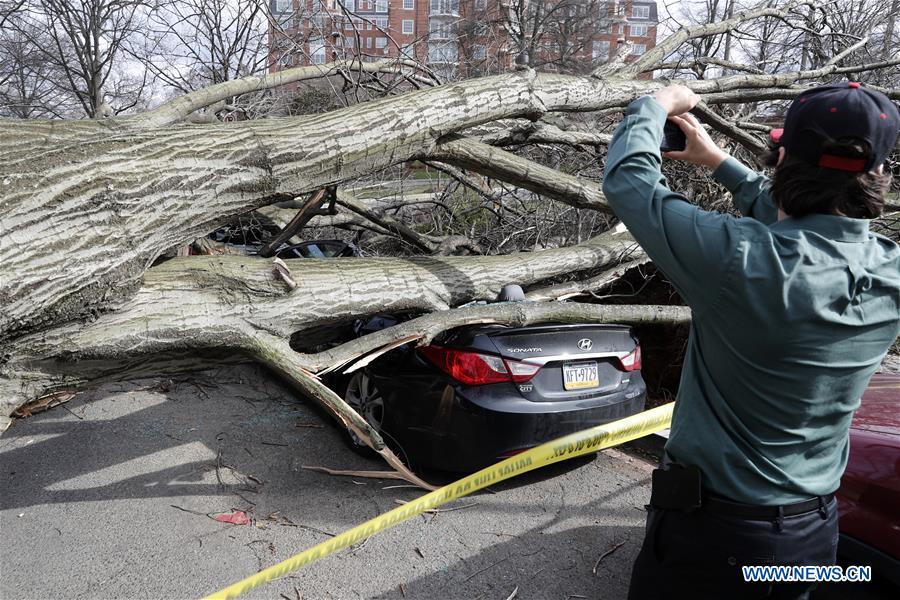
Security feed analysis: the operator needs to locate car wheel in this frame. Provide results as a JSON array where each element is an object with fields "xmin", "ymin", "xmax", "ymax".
[{"xmin": 341, "ymin": 371, "xmax": 386, "ymax": 455}]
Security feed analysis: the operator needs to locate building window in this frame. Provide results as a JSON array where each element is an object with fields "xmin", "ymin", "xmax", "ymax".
[
  {"xmin": 343, "ymin": 0, "xmax": 355, "ymax": 10},
  {"xmin": 472, "ymin": 44, "xmax": 486, "ymax": 59},
  {"xmin": 475, "ymin": 0, "xmax": 486, "ymax": 8},
  {"xmin": 428, "ymin": 42, "xmax": 458, "ymax": 62},
  {"xmin": 430, "ymin": 0, "xmax": 459, "ymax": 15},
  {"xmin": 375, "ymin": 37, "xmax": 388, "ymax": 48},
  {"xmin": 403, "ymin": 0, "xmax": 414, "ymax": 8},
  {"xmin": 402, "ymin": 20, "xmax": 414, "ymax": 34},
  {"xmin": 273, "ymin": 0, "xmax": 292, "ymax": 13},
  {"xmin": 310, "ymin": 38, "xmax": 326, "ymax": 64},
  {"xmin": 632, "ymin": 5, "xmax": 650, "ymax": 19},
  {"xmin": 629, "ymin": 24, "xmax": 648, "ymax": 37},
  {"xmin": 631, "ymin": 43, "xmax": 646, "ymax": 55},
  {"xmin": 375, "ymin": 0, "xmax": 388, "ymax": 13},
  {"xmin": 344, "ymin": 36, "xmax": 355, "ymax": 48},
  {"xmin": 592, "ymin": 40, "xmax": 610, "ymax": 60},
  {"xmin": 375, "ymin": 17, "xmax": 388, "ymax": 28},
  {"xmin": 366, "ymin": 37, "xmax": 373, "ymax": 48},
  {"xmin": 429, "ymin": 21, "xmax": 456, "ymax": 39}
]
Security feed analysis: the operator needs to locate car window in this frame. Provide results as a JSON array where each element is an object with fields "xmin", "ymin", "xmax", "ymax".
[
  {"xmin": 302, "ymin": 244, "xmax": 328, "ymax": 258},
  {"xmin": 275, "ymin": 241, "xmax": 356, "ymax": 259},
  {"xmin": 306, "ymin": 242, "xmax": 348, "ymax": 257}
]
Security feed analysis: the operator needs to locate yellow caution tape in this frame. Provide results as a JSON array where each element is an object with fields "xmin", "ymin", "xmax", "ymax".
[{"xmin": 204, "ymin": 402, "xmax": 674, "ymax": 600}]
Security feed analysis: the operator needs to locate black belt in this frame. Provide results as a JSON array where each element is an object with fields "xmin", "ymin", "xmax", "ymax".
[{"xmin": 702, "ymin": 493, "xmax": 835, "ymax": 519}]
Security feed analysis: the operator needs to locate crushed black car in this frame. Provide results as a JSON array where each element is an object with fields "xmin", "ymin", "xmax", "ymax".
[{"xmin": 333, "ymin": 288, "xmax": 647, "ymax": 472}]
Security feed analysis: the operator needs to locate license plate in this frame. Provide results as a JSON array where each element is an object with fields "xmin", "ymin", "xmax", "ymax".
[{"xmin": 563, "ymin": 362, "xmax": 599, "ymax": 390}]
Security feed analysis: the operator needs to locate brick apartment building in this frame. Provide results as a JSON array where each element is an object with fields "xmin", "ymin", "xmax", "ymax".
[{"xmin": 269, "ymin": 1, "xmax": 658, "ymax": 79}]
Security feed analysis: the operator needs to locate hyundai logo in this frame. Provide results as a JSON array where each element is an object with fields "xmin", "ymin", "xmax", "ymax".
[{"xmin": 577, "ymin": 338, "xmax": 593, "ymax": 351}]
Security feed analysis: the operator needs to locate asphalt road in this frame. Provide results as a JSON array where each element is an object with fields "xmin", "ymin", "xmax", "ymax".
[
  {"xmin": 2, "ymin": 365, "xmax": 895, "ymax": 600},
  {"xmin": 1, "ymin": 365, "xmax": 653, "ymax": 600}
]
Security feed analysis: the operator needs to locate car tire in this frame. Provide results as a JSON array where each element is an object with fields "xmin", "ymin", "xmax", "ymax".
[{"xmin": 338, "ymin": 371, "xmax": 386, "ymax": 457}]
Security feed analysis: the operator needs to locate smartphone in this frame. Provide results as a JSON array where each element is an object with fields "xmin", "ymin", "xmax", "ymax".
[{"xmin": 660, "ymin": 120, "xmax": 687, "ymax": 153}]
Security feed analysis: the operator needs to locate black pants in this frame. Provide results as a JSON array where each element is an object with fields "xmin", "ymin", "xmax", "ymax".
[{"xmin": 627, "ymin": 497, "xmax": 839, "ymax": 600}]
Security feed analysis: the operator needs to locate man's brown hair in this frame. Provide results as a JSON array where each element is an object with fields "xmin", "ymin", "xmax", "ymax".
[{"xmin": 764, "ymin": 139, "xmax": 892, "ymax": 219}]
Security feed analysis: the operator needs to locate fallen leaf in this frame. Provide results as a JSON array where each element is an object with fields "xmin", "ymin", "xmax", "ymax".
[{"xmin": 213, "ymin": 511, "xmax": 251, "ymax": 525}]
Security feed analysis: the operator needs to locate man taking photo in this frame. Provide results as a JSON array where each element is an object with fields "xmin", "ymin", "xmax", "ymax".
[{"xmin": 602, "ymin": 82, "xmax": 900, "ymax": 599}]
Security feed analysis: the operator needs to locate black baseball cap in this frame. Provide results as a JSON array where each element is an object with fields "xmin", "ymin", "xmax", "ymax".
[{"xmin": 769, "ymin": 82, "xmax": 900, "ymax": 172}]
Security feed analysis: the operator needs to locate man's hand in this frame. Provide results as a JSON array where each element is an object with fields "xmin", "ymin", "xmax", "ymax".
[
  {"xmin": 665, "ymin": 113, "xmax": 730, "ymax": 171},
  {"xmin": 652, "ymin": 85, "xmax": 700, "ymax": 117}
]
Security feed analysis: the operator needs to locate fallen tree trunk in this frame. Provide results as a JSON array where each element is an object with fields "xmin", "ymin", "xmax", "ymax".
[
  {"xmin": 0, "ymin": 71, "xmax": 656, "ymax": 342},
  {"xmin": 0, "ymin": 227, "xmax": 642, "ymax": 416}
]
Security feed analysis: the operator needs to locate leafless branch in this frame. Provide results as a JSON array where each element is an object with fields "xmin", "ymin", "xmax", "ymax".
[{"xmin": 619, "ymin": 0, "xmax": 811, "ymax": 78}]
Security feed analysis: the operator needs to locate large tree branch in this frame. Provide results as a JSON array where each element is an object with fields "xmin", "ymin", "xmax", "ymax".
[
  {"xmin": 426, "ymin": 136, "xmax": 610, "ymax": 212},
  {"xmin": 691, "ymin": 102, "xmax": 768, "ymax": 155},
  {"xmin": 652, "ymin": 57, "xmax": 766, "ymax": 75},
  {"xmin": 688, "ymin": 57, "xmax": 900, "ymax": 99},
  {"xmin": 258, "ymin": 188, "xmax": 334, "ymax": 258},
  {"xmin": 524, "ymin": 258, "xmax": 653, "ymax": 302},
  {"xmin": 242, "ymin": 331, "xmax": 436, "ymax": 490},
  {"xmin": 130, "ymin": 59, "xmax": 432, "ymax": 127},
  {"xmin": 477, "ymin": 120, "xmax": 613, "ymax": 148},
  {"xmin": 305, "ymin": 301, "xmax": 692, "ymax": 377},
  {"xmin": 334, "ymin": 190, "xmax": 435, "ymax": 253}
]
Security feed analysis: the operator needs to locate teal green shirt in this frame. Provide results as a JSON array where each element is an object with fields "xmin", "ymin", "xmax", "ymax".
[{"xmin": 603, "ymin": 96, "xmax": 900, "ymax": 504}]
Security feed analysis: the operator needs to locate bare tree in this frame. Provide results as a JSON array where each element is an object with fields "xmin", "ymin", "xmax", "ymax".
[
  {"xmin": 8, "ymin": 0, "xmax": 150, "ymax": 117},
  {"xmin": 0, "ymin": 0, "xmax": 26, "ymax": 26},
  {"xmin": 138, "ymin": 0, "xmax": 269, "ymax": 96},
  {"xmin": 0, "ymin": 14, "xmax": 74, "ymax": 117},
  {"xmin": 500, "ymin": 0, "xmax": 619, "ymax": 72}
]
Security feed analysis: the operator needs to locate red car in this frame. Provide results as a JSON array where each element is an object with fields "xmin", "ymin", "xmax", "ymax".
[{"xmin": 835, "ymin": 372, "xmax": 900, "ymax": 585}]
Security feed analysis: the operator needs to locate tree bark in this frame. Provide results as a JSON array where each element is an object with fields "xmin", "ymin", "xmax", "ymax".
[
  {"xmin": 0, "ymin": 227, "xmax": 642, "ymax": 416},
  {"xmin": 0, "ymin": 70, "xmax": 657, "ymax": 343}
]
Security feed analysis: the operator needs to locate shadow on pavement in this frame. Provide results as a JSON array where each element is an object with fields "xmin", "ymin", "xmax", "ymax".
[
  {"xmin": 370, "ymin": 523, "xmax": 644, "ymax": 600},
  {"xmin": 0, "ymin": 365, "xmax": 394, "ymax": 522}
]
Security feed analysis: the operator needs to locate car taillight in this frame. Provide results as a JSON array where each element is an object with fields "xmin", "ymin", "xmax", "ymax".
[
  {"xmin": 418, "ymin": 346, "xmax": 541, "ymax": 386},
  {"xmin": 618, "ymin": 346, "xmax": 642, "ymax": 372},
  {"xmin": 505, "ymin": 360, "xmax": 541, "ymax": 383}
]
